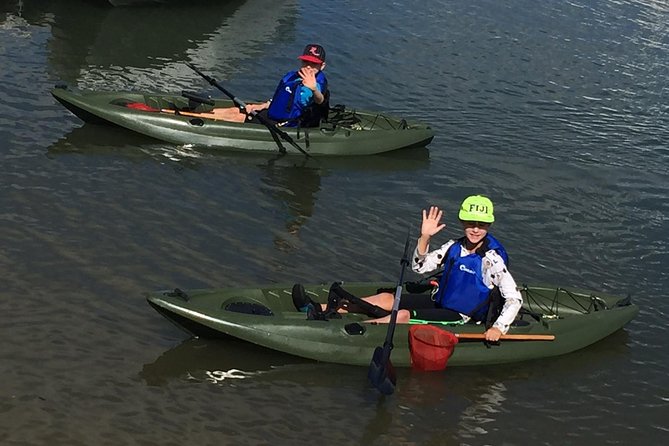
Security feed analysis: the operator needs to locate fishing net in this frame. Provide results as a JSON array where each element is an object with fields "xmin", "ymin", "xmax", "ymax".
[{"xmin": 409, "ymin": 325, "xmax": 459, "ymax": 371}]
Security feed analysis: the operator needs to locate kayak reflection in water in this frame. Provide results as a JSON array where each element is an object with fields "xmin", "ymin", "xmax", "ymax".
[
  {"xmin": 204, "ymin": 44, "xmax": 329, "ymax": 127},
  {"xmin": 292, "ymin": 195, "xmax": 523, "ymax": 342}
]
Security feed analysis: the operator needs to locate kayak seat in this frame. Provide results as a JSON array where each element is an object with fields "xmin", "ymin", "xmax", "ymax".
[
  {"xmin": 299, "ymin": 89, "xmax": 330, "ymax": 128},
  {"xmin": 224, "ymin": 301, "xmax": 274, "ymax": 316}
]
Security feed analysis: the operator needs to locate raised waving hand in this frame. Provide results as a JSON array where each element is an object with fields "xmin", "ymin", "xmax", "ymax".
[
  {"xmin": 417, "ymin": 206, "xmax": 446, "ymax": 255},
  {"xmin": 421, "ymin": 206, "xmax": 446, "ymax": 237}
]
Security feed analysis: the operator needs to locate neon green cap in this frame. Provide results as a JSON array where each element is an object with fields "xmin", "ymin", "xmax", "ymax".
[{"xmin": 458, "ymin": 195, "xmax": 494, "ymax": 223}]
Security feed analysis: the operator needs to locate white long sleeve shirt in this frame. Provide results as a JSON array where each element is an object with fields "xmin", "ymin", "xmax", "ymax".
[{"xmin": 412, "ymin": 239, "xmax": 523, "ymax": 334}]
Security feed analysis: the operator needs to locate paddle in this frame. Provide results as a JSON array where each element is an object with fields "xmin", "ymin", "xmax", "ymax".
[
  {"xmin": 185, "ymin": 62, "xmax": 311, "ymax": 158},
  {"xmin": 368, "ymin": 230, "xmax": 412, "ymax": 396}
]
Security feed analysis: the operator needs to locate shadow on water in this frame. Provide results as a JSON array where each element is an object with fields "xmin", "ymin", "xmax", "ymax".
[{"xmin": 3, "ymin": 0, "xmax": 298, "ymax": 84}]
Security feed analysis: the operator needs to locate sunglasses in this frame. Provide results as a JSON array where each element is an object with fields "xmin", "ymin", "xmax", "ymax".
[{"xmin": 461, "ymin": 221, "xmax": 491, "ymax": 228}]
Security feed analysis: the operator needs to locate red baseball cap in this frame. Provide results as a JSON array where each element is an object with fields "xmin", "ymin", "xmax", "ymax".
[{"xmin": 298, "ymin": 44, "xmax": 326, "ymax": 64}]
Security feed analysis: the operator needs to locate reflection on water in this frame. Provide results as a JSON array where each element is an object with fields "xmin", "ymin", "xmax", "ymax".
[
  {"xmin": 363, "ymin": 329, "xmax": 636, "ymax": 443},
  {"xmin": 48, "ymin": 125, "xmax": 431, "ymax": 247},
  {"xmin": 457, "ymin": 381, "xmax": 507, "ymax": 438},
  {"xmin": 260, "ymin": 156, "xmax": 322, "ymax": 249},
  {"xmin": 256, "ymin": 147, "xmax": 432, "ymax": 248},
  {"xmin": 138, "ymin": 328, "xmax": 634, "ymax": 444},
  {"xmin": 0, "ymin": 1, "xmax": 29, "ymax": 36},
  {"xmin": 1, "ymin": 0, "xmax": 298, "ymax": 87},
  {"xmin": 47, "ymin": 122, "xmax": 432, "ymax": 170},
  {"xmin": 139, "ymin": 337, "xmax": 309, "ymax": 386},
  {"xmin": 47, "ymin": 123, "xmax": 164, "ymax": 158}
]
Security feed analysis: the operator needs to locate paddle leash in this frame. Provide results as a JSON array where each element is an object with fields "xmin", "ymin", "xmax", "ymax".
[
  {"xmin": 368, "ymin": 230, "xmax": 412, "ymax": 396},
  {"xmin": 185, "ymin": 62, "xmax": 311, "ymax": 158}
]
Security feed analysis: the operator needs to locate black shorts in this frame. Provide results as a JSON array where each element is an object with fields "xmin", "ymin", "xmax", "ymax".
[
  {"xmin": 399, "ymin": 293, "xmax": 464, "ymax": 322},
  {"xmin": 244, "ymin": 109, "xmax": 277, "ymax": 125}
]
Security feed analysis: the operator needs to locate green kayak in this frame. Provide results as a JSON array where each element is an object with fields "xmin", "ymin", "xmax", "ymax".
[
  {"xmin": 52, "ymin": 86, "xmax": 434, "ymax": 156},
  {"xmin": 146, "ymin": 282, "xmax": 638, "ymax": 367}
]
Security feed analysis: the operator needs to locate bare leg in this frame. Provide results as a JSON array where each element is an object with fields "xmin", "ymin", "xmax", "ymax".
[
  {"xmin": 205, "ymin": 107, "xmax": 247, "ymax": 122},
  {"xmin": 319, "ymin": 291, "xmax": 395, "ymax": 313},
  {"xmin": 364, "ymin": 309, "xmax": 411, "ymax": 324},
  {"xmin": 363, "ymin": 292, "xmax": 395, "ymax": 310}
]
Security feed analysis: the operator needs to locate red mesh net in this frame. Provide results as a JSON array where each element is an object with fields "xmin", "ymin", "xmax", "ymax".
[{"xmin": 409, "ymin": 325, "xmax": 459, "ymax": 371}]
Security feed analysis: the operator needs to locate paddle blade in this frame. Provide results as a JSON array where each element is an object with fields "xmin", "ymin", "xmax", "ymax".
[
  {"xmin": 409, "ymin": 325, "xmax": 459, "ymax": 371},
  {"xmin": 368, "ymin": 347, "xmax": 397, "ymax": 395},
  {"xmin": 367, "ymin": 347, "xmax": 384, "ymax": 383}
]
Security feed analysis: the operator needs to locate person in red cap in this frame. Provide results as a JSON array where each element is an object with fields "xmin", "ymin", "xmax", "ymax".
[{"xmin": 208, "ymin": 44, "xmax": 328, "ymax": 127}]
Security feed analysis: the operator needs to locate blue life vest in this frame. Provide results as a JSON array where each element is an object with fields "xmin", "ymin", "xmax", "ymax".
[
  {"xmin": 267, "ymin": 70, "xmax": 328, "ymax": 127},
  {"xmin": 434, "ymin": 234, "xmax": 509, "ymax": 321}
]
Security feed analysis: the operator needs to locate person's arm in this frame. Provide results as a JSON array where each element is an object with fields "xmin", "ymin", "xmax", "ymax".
[
  {"xmin": 416, "ymin": 233, "xmax": 430, "ymax": 256},
  {"xmin": 484, "ymin": 252, "xmax": 523, "ymax": 337},
  {"xmin": 299, "ymin": 67, "xmax": 325, "ymax": 104},
  {"xmin": 310, "ymin": 85, "xmax": 325, "ymax": 105},
  {"xmin": 412, "ymin": 240, "xmax": 455, "ymax": 274}
]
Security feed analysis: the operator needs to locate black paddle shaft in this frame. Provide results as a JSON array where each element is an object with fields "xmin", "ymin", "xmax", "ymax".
[
  {"xmin": 380, "ymin": 233, "xmax": 412, "ymax": 361},
  {"xmin": 368, "ymin": 230, "xmax": 412, "ymax": 395},
  {"xmin": 185, "ymin": 62, "xmax": 311, "ymax": 158}
]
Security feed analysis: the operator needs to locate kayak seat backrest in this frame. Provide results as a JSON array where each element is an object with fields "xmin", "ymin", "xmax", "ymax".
[
  {"xmin": 224, "ymin": 301, "xmax": 274, "ymax": 316},
  {"xmin": 324, "ymin": 105, "xmax": 363, "ymax": 130}
]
